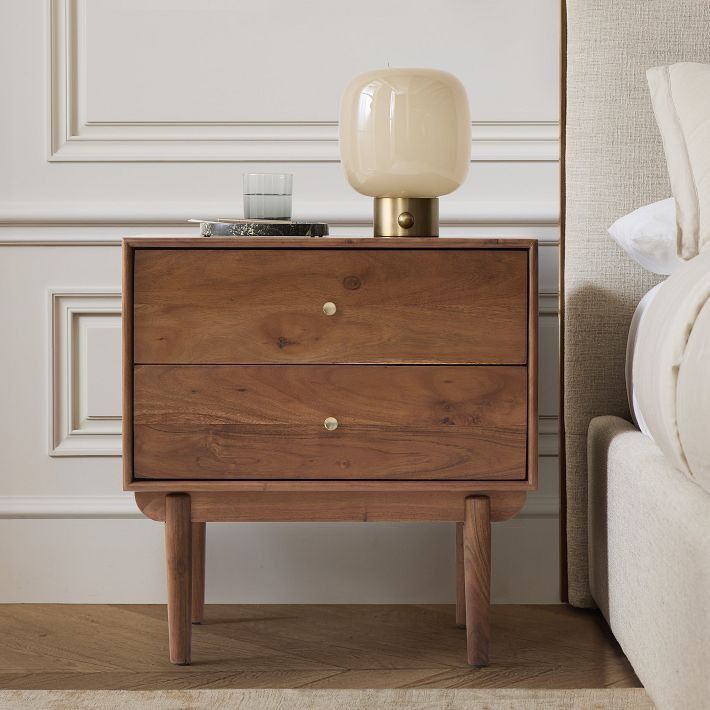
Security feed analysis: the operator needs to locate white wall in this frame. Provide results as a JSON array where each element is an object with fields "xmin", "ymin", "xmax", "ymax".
[{"xmin": 0, "ymin": 0, "xmax": 561, "ymax": 603}]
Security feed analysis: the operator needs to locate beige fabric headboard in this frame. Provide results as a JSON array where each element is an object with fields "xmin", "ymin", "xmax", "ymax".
[{"xmin": 562, "ymin": 0, "xmax": 710, "ymax": 607}]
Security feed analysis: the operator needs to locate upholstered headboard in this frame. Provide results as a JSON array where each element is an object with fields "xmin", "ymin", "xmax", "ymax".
[{"xmin": 562, "ymin": 0, "xmax": 710, "ymax": 607}]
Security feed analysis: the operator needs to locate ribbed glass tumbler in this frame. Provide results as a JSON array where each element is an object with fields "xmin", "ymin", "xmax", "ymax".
[{"xmin": 243, "ymin": 173, "xmax": 293, "ymax": 220}]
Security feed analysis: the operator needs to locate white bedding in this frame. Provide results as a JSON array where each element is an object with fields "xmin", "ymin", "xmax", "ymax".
[
  {"xmin": 625, "ymin": 283, "xmax": 662, "ymax": 435},
  {"xmin": 633, "ymin": 249, "xmax": 710, "ymax": 493}
]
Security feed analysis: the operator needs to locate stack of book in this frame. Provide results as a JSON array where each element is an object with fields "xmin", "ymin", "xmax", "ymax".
[{"xmin": 189, "ymin": 219, "xmax": 329, "ymax": 237}]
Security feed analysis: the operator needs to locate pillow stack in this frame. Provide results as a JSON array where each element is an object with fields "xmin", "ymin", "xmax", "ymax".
[
  {"xmin": 647, "ymin": 63, "xmax": 710, "ymax": 260},
  {"xmin": 614, "ymin": 62, "xmax": 710, "ymax": 493},
  {"xmin": 633, "ymin": 249, "xmax": 710, "ymax": 492}
]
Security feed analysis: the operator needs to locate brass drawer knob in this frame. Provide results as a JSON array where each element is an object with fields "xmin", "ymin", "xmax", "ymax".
[
  {"xmin": 322, "ymin": 301, "xmax": 337, "ymax": 316},
  {"xmin": 323, "ymin": 416, "xmax": 339, "ymax": 431}
]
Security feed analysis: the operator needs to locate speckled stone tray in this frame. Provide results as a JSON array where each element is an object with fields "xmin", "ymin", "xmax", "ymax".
[{"xmin": 193, "ymin": 220, "xmax": 329, "ymax": 237}]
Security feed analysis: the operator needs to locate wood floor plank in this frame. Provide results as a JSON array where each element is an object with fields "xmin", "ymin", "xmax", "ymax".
[
  {"xmin": 186, "ymin": 605, "xmax": 463, "ymax": 670},
  {"xmin": 0, "ymin": 605, "xmax": 338, "ymax": 674},
  {"xmin": 0, "ymin": 671, "xmax": 341, "ymax": 691},
  {"xmin": 123, "ymin": 605, "xmax": 459, "ymax": 671},
  {"xmin": 0, "ymin": 605, "xmax": 642, "ymax": 690},
  {"xmin": 301, "ymin": 669, "xmax": 458, "ymax": 689}
]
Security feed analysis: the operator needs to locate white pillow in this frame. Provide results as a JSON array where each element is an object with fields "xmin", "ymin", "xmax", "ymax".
[
  {"xmin": 625, "ymin": 282, "xmax": 663, "ymax": 435},
  {"xmin": 647, "ymin": 63, "xmax": 710, "ymax": 260},
  {"xmin": 608, "ymin": 198, "xmax": 682, "ymax": 274},
  {"xmin": 633, "ymin": 248, "xmax": 710, "ymax": 494}
]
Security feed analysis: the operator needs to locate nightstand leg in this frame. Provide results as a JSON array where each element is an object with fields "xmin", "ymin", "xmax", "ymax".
[
  {"xmin": 191, "ymin": 522, "xmax": 206, "ymax": 624},
  {"xmin": 463, "ymin": 495, "xmax": 491, "ymax": 667},
  {"xmin": 165, "ymin": 494, "xmax": 192, "ymax": 665},
  {"xmin": 455, "ymin": 523, "xmax": 466, "ymax": 628}
]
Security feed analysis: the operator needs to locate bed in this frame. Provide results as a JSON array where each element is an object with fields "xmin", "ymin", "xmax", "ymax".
[{"xmin": 562, "ymin": 2, "xmax": 710, "ymax": 708}]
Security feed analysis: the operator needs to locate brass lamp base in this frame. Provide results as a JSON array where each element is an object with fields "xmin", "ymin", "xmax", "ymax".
[{"xmin": 373, "ymin": 197, "xmax": 439, "ymax": 237}]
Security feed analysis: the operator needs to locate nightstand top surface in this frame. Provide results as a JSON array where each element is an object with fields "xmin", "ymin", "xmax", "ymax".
[{"xmin": 123, "ymin": 236, "xmax": 537, "ymax": 249}]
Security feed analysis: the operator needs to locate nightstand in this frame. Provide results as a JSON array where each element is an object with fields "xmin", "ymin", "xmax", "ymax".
[{"xmin": 122, "ymin": 237, "xmax": 538, "ymax": 666}]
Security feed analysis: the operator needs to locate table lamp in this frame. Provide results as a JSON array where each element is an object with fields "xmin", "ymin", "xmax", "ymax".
[{"xmin": 339, "ymin": 68, "xmax": 470, "ymax": 237}]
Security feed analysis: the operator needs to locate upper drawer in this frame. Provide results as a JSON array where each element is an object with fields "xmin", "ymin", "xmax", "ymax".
[{"xmin": 133, "ymin": 248, "xmax": 528, "ymax": 364}]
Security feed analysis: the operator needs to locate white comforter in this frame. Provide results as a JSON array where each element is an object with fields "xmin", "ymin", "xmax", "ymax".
[{"xmin": 634, "ymin": 249, "xmax": 710, "ymax": 494}]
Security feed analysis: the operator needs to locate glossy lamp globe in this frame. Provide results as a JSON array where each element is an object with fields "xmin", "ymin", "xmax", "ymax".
[{"xmin": 339, "ymin": 68, "xmax": 470, "ymax": 237}]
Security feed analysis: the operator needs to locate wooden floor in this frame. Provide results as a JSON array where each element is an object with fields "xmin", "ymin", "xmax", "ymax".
[{"xmin": 0, "ymin": 605, "xmax": 641, "ymax": 690}]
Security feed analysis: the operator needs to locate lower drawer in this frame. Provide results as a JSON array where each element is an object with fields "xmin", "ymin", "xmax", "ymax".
[{"xmin": 133, "ymin": 365, "xmax": 528, "ymax": 480}]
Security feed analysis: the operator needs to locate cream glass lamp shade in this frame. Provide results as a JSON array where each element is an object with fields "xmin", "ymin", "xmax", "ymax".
[{"xmin": 339, "ymin": 68, "xmax": 470, "ymax": 236}]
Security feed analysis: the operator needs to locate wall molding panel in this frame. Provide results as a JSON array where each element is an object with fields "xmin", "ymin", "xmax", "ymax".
[
  {"xmin": 538, "ymin": 297, "xmax": 560, "ymax": 458},
  {"xmin": 0, "ymin": 203, "xmax": 560, "ymax": 227},
  {"xmin": 49, "ymin": 0, "xmax": 559, "ymax": 163},
  {"xmin": 538, "ymin": 416, "xmax": 559, "ymax": 458},
  {"xmin": 0, "ymin": 496, "xmax": 140, "ymax": 519},
  {"xmin": 49, "ymin": 289, "xmax": 122, "ymax": 456},
  {"xmin": 538, "ymin": 292, "xmax": 559, "ymax": 315},
  {"xmin": 0, "ymin": 0, "xmax": 562, "ymax": 602},
  {"xmin": 0, "ymin": 202, "xmax": 560, "ymax": 244}
]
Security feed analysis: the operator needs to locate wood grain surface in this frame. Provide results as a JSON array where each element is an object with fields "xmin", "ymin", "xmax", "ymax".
[
  {"xmin": 134, "ymin": 424, "xmax": 527, "ymax": 480},
  {"xmin": 125, "ymin": 236, "xmax": 536, "ymax": 249},
  {"xmin": 122, "ymin": 237, "xmax": 539, "ymax": 668},
  {"xmin": 133, "ymin": 365, "xmax": 527, "ymax": 480},
  {"xmin": 135, "ymin": 491, "xmax": 527, "ymax": 523},
  {"xmin": 463, "ymin": 497, "xmax": 491, "ymax": 667},
  {"xmin": 134, "ymin": 365, "xmax": 527, "ymax": 428},
  {"xmin": 0, "ymin": 604, "xmax": 642, "ymax": 690},
  {"xmin": 133, "ymin": 248, "xmax": 528, "ymax": 365},
  {"xmin": 165, "ymin": 495, "xmax": 192, "ymax": 665},
  {"xmin": 127, "ymin": 480, "xmax": 535, "ymax": 493}
]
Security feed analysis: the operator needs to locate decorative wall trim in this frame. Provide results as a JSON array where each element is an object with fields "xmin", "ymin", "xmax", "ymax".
[
  {"xmin": 49, "ymin": 0, "xmax": 559, "ymax": 163},
  {"xmin": 50, "ymin": 123, "xmax": 560, "ymax": 163},
  {"xmin": 0, "ymin": 201, "xmax": 560, "ymax": 245},
  {"xmin": 49, "ymin": 289, "xmax": 122, "ymax": 456},
  {"xmin": 0, "ymin": 496, "xmax": 140, "ymax": 519},
  {"xmin": 0, "ymin": 493, "xmax": 558, "ymax": 519},
  {"xmin": 538, "ymin": 416, "xmax": 559, "ymax": 458},
  {"xmin": 538, "ymin": 292, "xmax": 560, "ymax": 315},
  {"xmin": 0, "ymin": 201, "xmax": 560, "ymax": 226},
  {"xmin": 537, "ymin": 298, "xmax": 560, "ymax": 457}
]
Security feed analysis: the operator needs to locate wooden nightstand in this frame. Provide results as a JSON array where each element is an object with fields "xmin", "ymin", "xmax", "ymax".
[{"xmin": 123, "ymin": 236, "xmax": 537, "ymax": 667}]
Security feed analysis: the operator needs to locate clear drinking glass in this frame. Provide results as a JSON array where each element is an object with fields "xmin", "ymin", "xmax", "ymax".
[{"xmin": 243, "ymin": 173, "xmax": 293, "ymax": 220}]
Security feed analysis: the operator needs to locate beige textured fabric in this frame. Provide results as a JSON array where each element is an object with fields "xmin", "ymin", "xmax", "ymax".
[
  {"xmin": 563, "ymin": 0, "xmax": 710, "ymax": 606},
  {"xmin": 647, "ymin": 63, "xmax": 710, "ymax": 259},
  {"xmin": 0, "ymin": 689, "xmax": 656, "ymax": 710},
  {"xmin": 588, "ymin": 416, "xmax": 710, "ymax": 710}
]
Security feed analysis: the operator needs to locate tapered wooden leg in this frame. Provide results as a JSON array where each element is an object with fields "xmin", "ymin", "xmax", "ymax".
[
  {"xmin": 463, "ymin": 495, "xmax": 491, "ymax": 667},
  {"xmin": 191, "ymin": 522, "xmax": 206, "ymax": 624},
  {"xmin": 455, "ymin": 523, "xmax": 466, "ymax": 628},
  {"xmin": 165, "ymin": 494, "xmax": 192, "ymax": 665}
]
